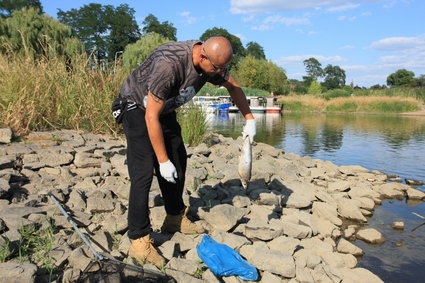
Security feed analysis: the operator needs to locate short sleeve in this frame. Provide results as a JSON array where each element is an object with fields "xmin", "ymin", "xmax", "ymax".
[{"xmin": 147, "ymin": 58, "xmax": 176, "ymax": 100}]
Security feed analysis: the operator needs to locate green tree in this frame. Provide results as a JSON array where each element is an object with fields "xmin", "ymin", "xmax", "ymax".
[
  {"xmin": 246, "ymin": 41, "xmax": 265, "ymax": 60},
  {"xmin": 235, "ymin": 55, "xmax": 287, "ymax": 95},
  {"xmin": 58, "ymin": 3, "xmax": 110, "ymax": 60},
  {"xmin": 107, "ymin": 4, "xmax": 140, "ymax": 60},
  {"xmin": 0, "ymin": 7, "xmax": 82, "ymax": 58},
  {"xmin": 308, "ymin": 80, "xmax": 321, "ymax": 95},
  {"xmin": 415, "ymin": 74, "xmax": 425, "ymax": 87},
  {"xmin": 58, "ymin": 3, "xmax": 140, "ymax": 61},
  {"xmin": 322, "ymin": 64, "xmax": 346, "ymax": 90},
  {"xmin": 200, "ymin": 27, "xmax": 246, "ymax": 64},
  {"xmin": 303, "ymin": 58, "xmax": 323, "ymax": 79},
  {"xmin": 0, "ymin": 0, "xmax": 42, "ymax": 17},
  {"xmin": 303, "ymin": 57, "xmax": 323, "ymax": 87},
  {"xmin": 122, "ymin": 32, "xmax": 172, "ymax": 71},
  {"xmin": 386, "ymin": 69, "xmax": 415, "ymax": 87},
  {"xmin": 142, "ymin": 13, "xmax": 176, "ymax": 41}
]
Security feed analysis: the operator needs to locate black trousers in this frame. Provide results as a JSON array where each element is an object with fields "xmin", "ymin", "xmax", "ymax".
[{"xmin": 122, "ymin": 108, "xmax": 187, "ymax": 240}]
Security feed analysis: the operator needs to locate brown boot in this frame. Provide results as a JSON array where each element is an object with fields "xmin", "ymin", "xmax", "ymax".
[
  {"xmin": 128, "ymin": 234, "xmax": 165, "ymax": 267},
  {"xmin": 161, "ymin": 208, "xmax": 206, "ymax": 234}
]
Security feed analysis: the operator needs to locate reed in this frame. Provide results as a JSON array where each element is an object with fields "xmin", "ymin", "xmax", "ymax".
[
  {"xmin": 354, "ymin": 87, "xmax": 425, "ymax": 102},
  {"xmin": 176, "ymin": 102, "xmax": 207, "ymax": 146},
  {"xmin": 277, "ymin": 95, "xmax": 421, "ymax": 113},
  {"xmin": 326, "ymin": 96, "xmax": 420, "ymax": 113},
  {"xmin": 0, "ymin": 52, "xmax": 125, "ymax": 136},
  {"xmin": 276, "ymin": 95, "xmax": 325, "ymax": 111}
]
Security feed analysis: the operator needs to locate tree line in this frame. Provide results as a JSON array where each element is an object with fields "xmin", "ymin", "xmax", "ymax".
[{"xmin": 1, "ymin": 0, "xmax": 423, "ymax": 96}]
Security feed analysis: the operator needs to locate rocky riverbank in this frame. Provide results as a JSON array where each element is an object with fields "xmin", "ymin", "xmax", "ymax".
[{"xmin": 0, "ymin": 128, "xmax": 424, "ymax": 282}]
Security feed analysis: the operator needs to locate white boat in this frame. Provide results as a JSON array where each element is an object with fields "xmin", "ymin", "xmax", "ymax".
[
  {"xmin": 229, "ymin": 96, "xmax": 283, "ymax": 113},
  {"xmin": 193, "ymin": 96, "xmax": 231, "ymax": 113}
]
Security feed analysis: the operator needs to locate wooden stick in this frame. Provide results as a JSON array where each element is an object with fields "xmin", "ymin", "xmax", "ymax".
[{"xmin": 412, "ymin": 212, "xmax": 425, "ymax": 220}]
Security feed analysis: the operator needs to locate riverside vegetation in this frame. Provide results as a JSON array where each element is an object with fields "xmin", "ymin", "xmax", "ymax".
[{"xmin": 1, "ymin": 48, "xmax": 424, "ymax": 142}]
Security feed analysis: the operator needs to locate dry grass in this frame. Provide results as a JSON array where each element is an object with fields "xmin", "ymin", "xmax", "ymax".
[
  {"xmin": 277, "ymin": 95, "xmax": 421, "ymax": 113},
  {"xmin": 0, "ymin": 52, "xmax": 126, "ymax": 136}
]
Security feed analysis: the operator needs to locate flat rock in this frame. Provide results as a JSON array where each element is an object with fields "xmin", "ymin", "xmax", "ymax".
[
  {"xmin": 0, "ymin": 262, "xmax": 37, "ymax": 283},
  {"xmin": 356, "ymin": 228, "xmax": 385, "ymax": 244},
  {"xmin": 198, "ymin": 204, "xmax": 245, "ymax": 231},
  {"xmin": 337, "ymin": 238, "xmax": 364, "ymax": 256}
]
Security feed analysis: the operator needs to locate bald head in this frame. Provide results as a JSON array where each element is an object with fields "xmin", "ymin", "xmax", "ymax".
[{"xmin": 203, "ymin": 36, "xmax": 233, "ymax": 68}]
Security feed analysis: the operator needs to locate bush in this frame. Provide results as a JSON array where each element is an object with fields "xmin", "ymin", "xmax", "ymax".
[{"xmin": 322, "ymin": 89, "xmax": 351, "ymax": 100}]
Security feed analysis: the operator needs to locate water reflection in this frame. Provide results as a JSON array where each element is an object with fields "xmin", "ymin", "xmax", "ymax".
[
  {"xmin": 207, "ymin": 112, "xmax": 425, "ymax": 185},
  {"xmin": 206, "ymin": 112, "xmax": 425, "ymax": 282}
]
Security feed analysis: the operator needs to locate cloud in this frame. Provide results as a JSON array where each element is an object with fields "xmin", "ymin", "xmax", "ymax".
[
  {"xmin": 277, "ymin": 54, "xmax": 345, "ymax": 64},
  {"xmin": 339, "ymin": 45, "xmax": 355, "ymax": 50},
  {"xmin": 338, "ymin": 15, "xmax": 356, "ymax": 21},
  {"xmin": 178, "ymin": 11, "xmax": 197, "ymax": 25},
  {"xmin": 264, "ymin": 15, "xmax": 310, "ymax": 26},
  {"xmin": 243, "ymin": 15, "xmax": 255, "ymax": 22},
  {"xmin": 370, "ymin": 34, "xmax": 425, "ymax": 53},
  {"xmin": 251, "ymin": 24, "xmax": 271, "ymax": 31},
  {"xmin": 327, "ymin": 3, "xmax": 360, "ymax": 12},
  {"xmin": 230, "ymin": 0, "xmax": 381, "ymax": 14}
]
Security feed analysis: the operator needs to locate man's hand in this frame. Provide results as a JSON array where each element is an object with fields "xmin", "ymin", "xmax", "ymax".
[
  {"xmin": 159, "ymin": 160, "xmax": 178, "ymax": 183},
  {"xmin": 242, "ymin": 119, "xmax": 256, "ymax": 143}
]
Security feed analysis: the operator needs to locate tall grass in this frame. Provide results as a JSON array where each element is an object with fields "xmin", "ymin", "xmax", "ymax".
[
  {"xmin": 353, "ymin": 87, "xmax": 425, "ymax": 102},
  {"xmin": 0, "ymin": 50, "xmax": 209, "ymax": 144},
  {"xmin": 277, "ymin": 95, "xmax": 421, "ymax": 113},
  {"xmin": 0, "ymin": 51, "xmax": 125, "ymax": 136},
  {"xmin": 177, "ymin": 102, "xmax": 207, "ymax": 146},
  {"xmin": 276, "ymin": 95, "xmax": 325, "ymax": 111},
  {"xmin": 326, "ymin": 96, "xmax": 420, "ymax": 113}
]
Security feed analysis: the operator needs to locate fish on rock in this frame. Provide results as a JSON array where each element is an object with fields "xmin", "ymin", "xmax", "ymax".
[{"xmin": 238, "ymin": 135, "xmax": 252, "ymax": 189}]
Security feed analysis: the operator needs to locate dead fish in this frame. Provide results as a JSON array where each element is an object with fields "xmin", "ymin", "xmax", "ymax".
[{"xmin": 238, "ymin": 136, "xmax": 252, "ymax": 189}]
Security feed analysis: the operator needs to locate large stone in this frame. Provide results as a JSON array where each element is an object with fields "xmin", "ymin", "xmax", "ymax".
[
  {"xmin": 198, "ymin": 204, "xmax": 245, "ymax": 231},
  {"xmin": 340, "ymin": 267, "xmax": 384, "ymax": 283},
  {"xmin": 23, "ymin": 151, "xmax": 74, "ymax": 169},
  {"xmin": 337, "ymin": 238, "xmax": 364, "ymax": 256},
  {"xmin": 209, "ymin": 231, "xmax": 250, "ymax": 250},
  {"xmin": 270, "ymin": 218, "xmax": 312, "ymax": 239},
  {"xmin": 244, "ymin": 218, "xmax": 282, "ymax": 241},
  {"xmin": 0, "ymin": 128, "xmax": 13, "ymax": 144},
  {"xmin": 86, "ymin": 189, "xmax": 115, "ymax": 213},
  {"xmin": 312, "ymin": 201, "xmax": 342, "ymax": 226},
  {"xmin": 74, "ymin": 152, "xmax": 105, "ymax": 168},
  {"xmin": 166, "ymin": 258, "xmax": 199, "ymax": 275},
  {"xmin": 267, "ymin": 236, "xmax": 300, "ymax": 255},
  {"xmin": 339, "ymin": 165, "xmax": 369, "ymax": 175},
  {"xmin": 239, "ymin": 244, "xmax": 295, "ymax": 278},
  {"xmin": 336, "ymin": 197, "xmax": 367, "ymax": 222},
  {"xmin": 373, "ymin": 182, "xmax": 407, "ymax": 199},
  {"xmin": 356, "ymin": 228, "xmax": 385, "ymax": 244},
  {"xmin": 0, "ymin": 262, "xmax": 37, "ymax": 283},
  {"xmin": 405, "ymin": 187, "xmax": 425, "ymax": 200}
]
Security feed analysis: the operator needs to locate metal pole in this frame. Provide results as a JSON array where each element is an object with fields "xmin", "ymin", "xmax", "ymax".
[{"xmin": 49, "ymin": 194, "xmax": 104, "ymax": 261}]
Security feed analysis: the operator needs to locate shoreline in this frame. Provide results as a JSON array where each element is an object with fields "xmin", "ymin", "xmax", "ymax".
[{"xmin": 0, "ymin": 128, "xmax": 424, "ymax": 282}]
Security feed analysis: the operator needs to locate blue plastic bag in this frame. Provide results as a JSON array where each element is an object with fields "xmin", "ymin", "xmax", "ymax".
[{"xmin": 196, "ymin": 235, "xmax": 258, "ymax": 281}]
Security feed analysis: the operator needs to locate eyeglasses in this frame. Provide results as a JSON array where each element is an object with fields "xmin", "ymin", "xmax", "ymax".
[{"xmin": 202, "ymin": 47, "xmax": 231, "ymax": 73}]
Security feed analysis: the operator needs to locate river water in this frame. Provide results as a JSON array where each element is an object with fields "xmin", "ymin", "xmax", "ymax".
[{"xmin": 205, "ymin": 112, "xmax": 425, "ymax": 283}]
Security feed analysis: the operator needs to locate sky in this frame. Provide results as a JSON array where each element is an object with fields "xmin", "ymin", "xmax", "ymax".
[{"xmin": 40, "ymin": 0, "xmax": 425, "ymax": 87}]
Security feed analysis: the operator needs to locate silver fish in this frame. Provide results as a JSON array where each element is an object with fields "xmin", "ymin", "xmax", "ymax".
[{"xmin": 238, "ymin": 136, "xmax": 252, "ymax": 189}]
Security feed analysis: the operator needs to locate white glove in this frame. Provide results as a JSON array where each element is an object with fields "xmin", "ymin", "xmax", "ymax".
[
  {"xmin": 242, "ymin": 119, "xmax": 256, "ymax": 143},
  {"xmin": 159, "ymin": 160, "xmax": 178, "ymax": 183}
]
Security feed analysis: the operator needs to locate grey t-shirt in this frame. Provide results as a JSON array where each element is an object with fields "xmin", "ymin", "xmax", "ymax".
[{"xmin": 120, "ymin": 40, "xmax": 229, "ymax": 115}]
